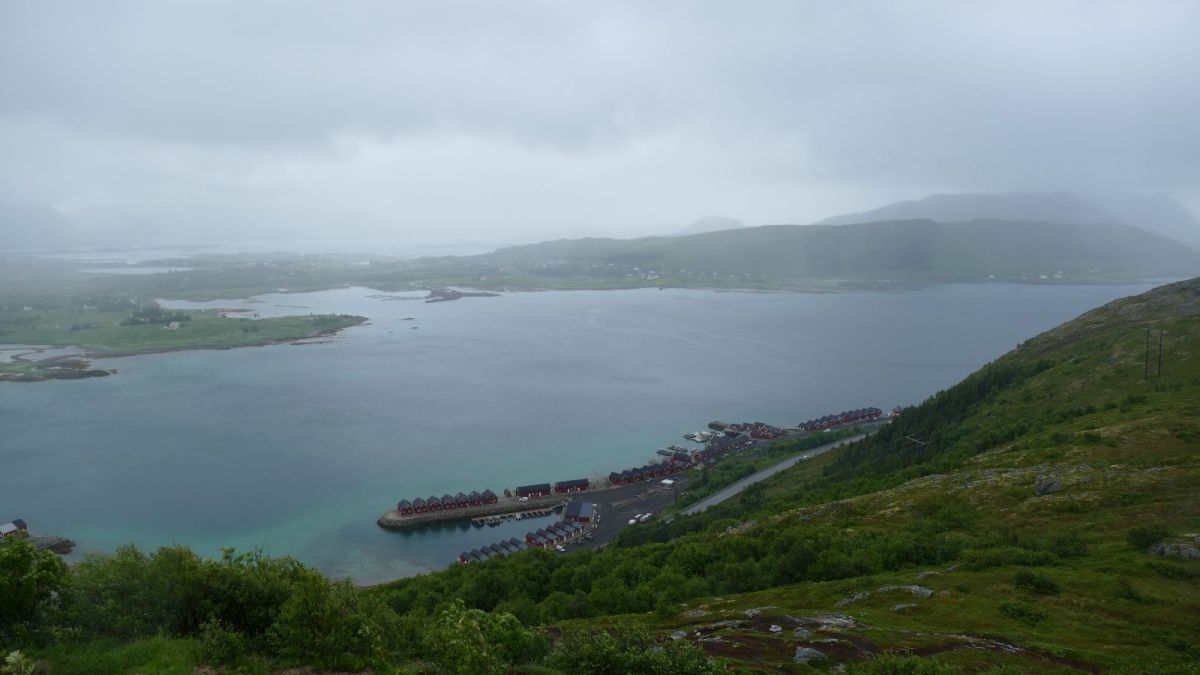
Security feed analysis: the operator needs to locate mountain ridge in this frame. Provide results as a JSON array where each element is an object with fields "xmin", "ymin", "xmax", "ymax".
[{"xmin": 819, "ymin": 191, "xmax": 1200, "ymax": 248}]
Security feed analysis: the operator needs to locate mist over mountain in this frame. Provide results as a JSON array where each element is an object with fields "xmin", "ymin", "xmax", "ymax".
[
  {"xmin": 0, "ymin": 202, "xmax": 80, "ymax": 249},
  {"xmin": 676, "ymin": 216, "xmax": 745, "ymax": 236},
  {"xmin": 486, "ymin": 218, "xmax": 1200, "ymax": 285},
  {"xmin": 819, "ymin": 192, "xmax": 1200, "ymax": 248}
]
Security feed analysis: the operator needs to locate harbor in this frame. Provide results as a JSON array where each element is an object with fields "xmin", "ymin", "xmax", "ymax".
[{"xmin": 376, "ymin": 406, "xmax": 891, "ymax": 539}]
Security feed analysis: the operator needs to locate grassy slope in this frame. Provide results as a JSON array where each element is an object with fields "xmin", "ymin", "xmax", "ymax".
[{"xmin": 564, "ymin": 278, "xmax": 1200, "ymax": 672}]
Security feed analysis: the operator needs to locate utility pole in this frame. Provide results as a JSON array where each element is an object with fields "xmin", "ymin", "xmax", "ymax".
[
  {"xmin": 1144, "ymin": 328, "xmax": 1165, "ymax": 380},
  {"xmin": 1144, "ymin": 328, "xmax": 1151, "ymax": 380},
  {"xmin": 1158, "ymin": 329, "xmax": 1164, "ymax": 377}
]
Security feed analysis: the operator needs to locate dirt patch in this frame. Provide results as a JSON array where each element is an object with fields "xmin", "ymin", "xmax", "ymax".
[{"xmin": 912, "ymin": 634, "xmax": 1100, "ymax": 673}]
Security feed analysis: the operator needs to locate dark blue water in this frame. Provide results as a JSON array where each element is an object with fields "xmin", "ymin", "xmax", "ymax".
[{"xmin": 0, "ymin": 284, "xmax": 1153, "ymax": 582}]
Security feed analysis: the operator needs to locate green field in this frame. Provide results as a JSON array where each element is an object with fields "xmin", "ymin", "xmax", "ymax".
[{"xmin": 0, "ymin": 307, "xmax": 364, "ymax": 381}]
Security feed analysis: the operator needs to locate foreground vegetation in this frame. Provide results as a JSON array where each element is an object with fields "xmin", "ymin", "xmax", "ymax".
[{"xmin": 2, "ymin": 278, "xmax": 1198, "ymax": 672}]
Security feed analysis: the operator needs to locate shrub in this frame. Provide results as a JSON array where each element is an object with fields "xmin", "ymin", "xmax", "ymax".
[
  {"xmin": 1013, "ymin": 571, "xmax": 1060, "ymax": 595},
  {"xmin": 0, "ymin": 538, "xmax": 68, "ymax": 635},
  {"xmin": 422, "ymin": 600, "xmax": 547, "ymax": 675},
  {"xmin": 546, "ymin": 626, "xmax": 719, "ymax": 675},
  {"xmin": 1127, "ymin": 524, "xmax": 1170, "ymax": 551},
  {"xmin": 998, "ymin": 602, "xmax": 1046, "ymax": 625},
  {"xmin": 1112, "ymin": 576, "xmax": 1147, "ymax": 603},
  {"xmin": 199, "ymin": 618, "xmax": 247, "ymax": 665}
]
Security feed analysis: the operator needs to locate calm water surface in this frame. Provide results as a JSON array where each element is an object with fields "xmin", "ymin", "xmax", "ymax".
[{"xmin": 0, "ymin": 284, "xmax": 1154, "ymax": 582}]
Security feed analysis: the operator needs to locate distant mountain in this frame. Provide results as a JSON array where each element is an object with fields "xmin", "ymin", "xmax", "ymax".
[
  {"xmin": 818, "ymin": 192, "xmax": 1200, "ymax": 248},
  {"xmin": 485, "ymin": 219, "xmax": 1200, "ymax": 286},
  {"xmin": 676, "ymin": 216, "xmax": 745, "ymax": 236},
  {"xmin": 0, "ymin": 202, "xmax": 79, "ymax": 249}
]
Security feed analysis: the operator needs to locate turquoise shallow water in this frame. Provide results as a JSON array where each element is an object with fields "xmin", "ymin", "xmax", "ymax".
[{"xmin": 0, "ymin": 284, "xmax": 1155, "ymax": 583}]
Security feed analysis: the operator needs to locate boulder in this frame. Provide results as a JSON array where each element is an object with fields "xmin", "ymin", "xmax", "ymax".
[
  {"xmin": 793, "ymin": 647, "xmax": 827, "ymax": 664},
  {"xmin": 793, "ymin": 627, "xmax": 812, "ymax": 639},
  {"xmin": 835, "ymin": 591, "xmax": 870, "ymax": 608},
  {"xmin": 1149, "ymin": 535, "xmax": 1200, "ymax": 560},
  {"xmin": 669, "ymin": 630, "xmax": 688, "ymax": 641},
  {"xmin": 1035, "ymin": 477, "xmax": 1062, "ymax": 496},
  {"xmin": 878, "ymin": 585, "xmax": 932, "ymax": 598}
]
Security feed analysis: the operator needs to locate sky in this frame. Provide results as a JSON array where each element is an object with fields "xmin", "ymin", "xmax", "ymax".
[{"xmin": 2, "ymin": 1, "xmax": 1198, "ymax": 243}]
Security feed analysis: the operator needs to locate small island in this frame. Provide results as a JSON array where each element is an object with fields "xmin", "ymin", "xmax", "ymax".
[{"xmin": 0, "ymin": 303, "xmax": 366, "ymax": 382}]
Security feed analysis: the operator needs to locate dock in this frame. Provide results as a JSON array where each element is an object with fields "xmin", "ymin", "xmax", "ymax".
[{"xmin": 472, "ymin": 505, "xmax": 559, "ymax": 526}]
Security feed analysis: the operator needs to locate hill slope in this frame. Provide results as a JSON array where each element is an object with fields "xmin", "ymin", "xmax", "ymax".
[
  {"xmin": 482, "ymin": 218, "xmax": 1200, "ymax": 287},
  {"xmin": 819, "ymin": 192, "xmax": 1200, "ymax": 249}
]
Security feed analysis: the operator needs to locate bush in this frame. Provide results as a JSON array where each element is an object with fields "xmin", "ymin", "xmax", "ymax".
[
  {"xmin": 546, "ymin": 626, "xmax": 719, "ymax": 675},
  {"xmin": 198, "ymin": 618, "xmax": 246, "ymax": 665},
  {"xmin": 422, "ymin": 600, "xmax": 547, "ymax": 674},
  {"xmin": 1127, "ymin": 524, "xmax": 1170, "ymax": 551},
  {"xmin": 1112, "ymin": 576, "xmax": 1147, "ymax": 603},
  {"xmin": 268, "ymin": 572, "xmax": 405, "ymax": 668},
  {"xmin": 1013, "ymin": 571, "xmax": 1060, "ymax": 595},
  {"xmin": 998, "ymin": 602, "xmax": 1046, "ymax": 625},
  {"xmin": 0, "ymin": 538, "xmax": 68, "ymax": 636}
]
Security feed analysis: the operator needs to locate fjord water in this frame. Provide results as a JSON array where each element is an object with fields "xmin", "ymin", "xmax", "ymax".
[{"xmin": 0, "ymin": 284, "xmax": 1154, "ymax": 583}]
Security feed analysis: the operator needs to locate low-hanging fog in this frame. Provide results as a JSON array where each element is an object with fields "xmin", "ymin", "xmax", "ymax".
[{"xmin": 1, "ymin": 1, "xmax": 1198, "ymax": 244}]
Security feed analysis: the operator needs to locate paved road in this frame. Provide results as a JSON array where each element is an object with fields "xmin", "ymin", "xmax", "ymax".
[{"xmin": 681, "ymin": 433, "xmax": 869, "ymax": 515}]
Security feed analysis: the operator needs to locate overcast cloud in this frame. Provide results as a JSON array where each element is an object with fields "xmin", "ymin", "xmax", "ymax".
[{"xmin": 2, "ymin": 1, "xmax": 1198, "ymax": 242}]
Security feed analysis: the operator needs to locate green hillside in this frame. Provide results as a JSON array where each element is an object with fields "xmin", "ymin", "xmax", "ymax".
[
  {"xmin": 3, "ymin": 279, "xmax": 1198, "ymax": 673},
  {"xmin": 482, "ymin": 219, "xmax": 1200, "ymax": 288}
]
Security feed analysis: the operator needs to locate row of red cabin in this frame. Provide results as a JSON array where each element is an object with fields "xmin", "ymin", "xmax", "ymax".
[
  {"xmin": 524, "ymin": 521, "xmax": 584, "ymax": 548},
  {"xmin": 396, "ymin": 490, "xmax": 498, "ymax": 515},
  {"xmin": 398, "ymin": 479, "xmax": 592, "ymax": 516},
  {"xmin": 798, "ymin": 407, "xmax": 883, "ymax": 431}
]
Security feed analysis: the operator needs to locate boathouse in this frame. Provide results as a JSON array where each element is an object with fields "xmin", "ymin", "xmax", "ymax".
[
  {"xmin": 469, "ymin": 490, "xmax": 483, "ymax": 506},
  {"xmin": 554, "ymin": 478, "xmax": 590, "ymax": 494},
  {"xmin": 455, "ymin": 492, "xmax": 470, "ymax": 508},
  {"xmin": 1, "ymin": 519, "xmax": 28, "ymax": 538},
  {"xmin": 426, "ymin": 495, "xmax": 442, "ymax": 512},
  {"xmin": 564, "ymin": 501, "xmax": 595, "ymax": 524},
  {"xmin": 396, "ymin": 499, "xmax": 413, "ymax": 515},
  {"xmin": 412, "ymin": 497, "xmax": 427, "ymax": 513},
  {"xmin": 516, "ymin": 483, "xmax": 552, "ymax": 498},
  {"xmin": 441, "ymin": 494, "xmax": 456, "ymax": 509},
  {"xmin": 482, "ymin": 489, "xmax": 498, "ymax": 504}
]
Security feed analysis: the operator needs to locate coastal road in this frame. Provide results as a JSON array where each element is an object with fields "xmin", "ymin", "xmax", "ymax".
[{"xmin": 681, "ymin": 433, "xmax": 869, "ymax": 516}]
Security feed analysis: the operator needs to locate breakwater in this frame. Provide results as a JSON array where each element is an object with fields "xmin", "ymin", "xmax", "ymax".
[{"xmin": 378, "ymin": 494, "xmax": 567, "ymax": 530}]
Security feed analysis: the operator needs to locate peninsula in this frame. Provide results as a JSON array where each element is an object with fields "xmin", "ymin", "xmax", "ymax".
[{"xmin": 0, "ymin": 305, "xmax": 366, "ymax": 382}]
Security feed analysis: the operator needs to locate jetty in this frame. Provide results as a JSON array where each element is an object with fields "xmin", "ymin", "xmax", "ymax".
[{"xmin": 378, "ymin": 494, "xmax": 566, "ymax": 531}]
